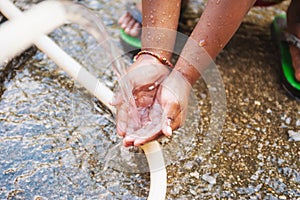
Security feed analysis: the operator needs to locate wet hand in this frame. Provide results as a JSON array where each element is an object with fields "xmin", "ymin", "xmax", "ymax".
[
  {"xmin": 159, "ymin": 70, "xmax": 192, "ymax": 137},
  {"xmin": 122, "ymin": 70, "xmax": 192, "ymax": 147},
  {"xmin": 110, "ymin": 54, "xmax": 170, "ymax": 141}
]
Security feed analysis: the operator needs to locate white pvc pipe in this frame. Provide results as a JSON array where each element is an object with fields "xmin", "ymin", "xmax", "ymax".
[
  {"xmin": 141, "ymin": 141, "xmax": 167, "ymax": 200},
  {"xmin": 0, "ymin": 1, "xmax": 167, "ymax": 199},
  {"xmin": 0, "ymin": 0, "xmax": 114, "ymax": 112},
  {"xmin": 0, "ymin": 1, "xmax": 65, "ymax": 63}
]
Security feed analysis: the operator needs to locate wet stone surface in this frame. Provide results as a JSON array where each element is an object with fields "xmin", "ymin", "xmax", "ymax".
[{"xmin": 0, "ymin": 0, "xmax": 299, "ymax": 199}]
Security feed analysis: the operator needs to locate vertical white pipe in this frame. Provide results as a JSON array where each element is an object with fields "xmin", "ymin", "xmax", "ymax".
[{"xmin": 142, "ymin": 142, "xmax": 167, "ymax": 200}]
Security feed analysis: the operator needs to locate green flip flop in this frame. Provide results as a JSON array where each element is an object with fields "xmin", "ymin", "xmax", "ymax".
[
  {"xmin": 272, "ymin": 14, "xmax": 300, "ymax": 100},
  {"xmin": 120, "ymin": 29, "xmax": 141, "ymax": 49}
]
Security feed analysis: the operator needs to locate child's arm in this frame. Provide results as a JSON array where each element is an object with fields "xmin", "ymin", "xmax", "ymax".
[
  {"xmin": 158, "ymin": 0, "xmax": 257, "ymax": 135},
  {"xmin": 141, "ymin": 0, "xmax": 182, "ymax": 60},
  {"xmin": 175, "ymin": 0, "xmax": 256, "ymax": 85}
]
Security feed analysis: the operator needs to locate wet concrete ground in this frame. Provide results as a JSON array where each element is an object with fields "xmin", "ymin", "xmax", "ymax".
[{"xmin": 0, "ymin": 0, "xmax": 299, "ymax": 199}]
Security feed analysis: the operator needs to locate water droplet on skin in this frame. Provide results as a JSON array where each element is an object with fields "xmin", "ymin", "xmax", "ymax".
[
  {"xmin": 148, "ymin": 85, "xmax": 155, "ymax": 90},
  {"xmin": 207, "ymin": 22, "xmax": 211, "ymax": 26},
  {"xmin": 150, "ymin": 15, "xmax": 154, "ymax": 19},
  {"xmin": 199, "ymin": 39, "xmax": 207, "ymax": 47},
  {"xmin": 216, "ymin": 0, "xmax": 221, "ymax": 5},
  {"xmin": 168, "ymin": 15, "xmax": 172, "ymax": 18},
  {"xmin": 151, "ymin": 20, "xmax": 155, "ymax": 24}
]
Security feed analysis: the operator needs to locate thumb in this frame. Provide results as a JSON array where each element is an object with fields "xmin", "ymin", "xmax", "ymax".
[
  {"xmin": 109, "ymin": 91, "xmax": 123, "ymax": 106},
  {"xmin": 161, "ymin": 102, "xmax": 181, "ymax": 137}
]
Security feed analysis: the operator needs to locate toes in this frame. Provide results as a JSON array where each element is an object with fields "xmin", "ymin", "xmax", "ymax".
[
  {"xmin": 129, "ymin": 22, "xmax": 141, "ymax": 37},
  {"xmin": 118, "ymin": 12, "xmax": 129, "ymax": 26},
  {"xmin": 295, "ymin": 68, "xmax": 300, "ymax": 81},
  {"xmin": 124, "ymin": 18, "xmax": 137, "ymax": 34},
  {"xmin": 118, "ymin": 13, "xmax": 125, "ymax": 25},
  {"xmin": 119, "ymin": 13, "xmax": 131, "ymax": 29},
  {"xmin": 289, "ymin": 45, "xmax": 300, "ymax": 81},
  {"xmin": 118, "ymin": 12, "xmax": 141, "ymax": 37}
]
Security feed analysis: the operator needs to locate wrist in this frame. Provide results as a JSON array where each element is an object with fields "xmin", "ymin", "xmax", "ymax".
[
  {"xmin": 134, "ymin": 50, "xmax": 174, "ymax": 68},
  {"xmin": 174, "ymin": 58, "xmax": 200, "ymax": 86}
]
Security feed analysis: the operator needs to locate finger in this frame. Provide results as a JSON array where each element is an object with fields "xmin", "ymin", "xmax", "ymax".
[
  {"xmin": 161, "ymin": 103, "xmax": 181, "ymax": 136},
  {"xmin": 129, "ymin": 22, "xmax": 141, "ymax": 37},
  {"xmin": 124, "ymin": 18, "xmax": 136, "ymax": 34},
  {"xmin": 134, "ymin": 133, "xmax": 161, "ymax": 146},
  {"xmin": 116, "ymin": 104, "xmax": 128, "ymax": 137},
  {"xmin": 133, "ymin": 102, "xmax": 162, "ymax": 146},
  {"xmin": 133, "ymin": 123, "xmax": 162, "ymax": 146},
  {"xmin": 119, "ymin": 13, "xmax": 131, "ymax": 29},
  {"xmin": 123, "ymin": 135, "xmax": 135, "ymax": 147},
  {"xmin": 167, "ymin": 113, "xmax": 182, "ymax": 131},
  {"xmin": 118, "ymin": 12, "xmax": 128, "ymax": 25},
  {"xmin": 110, "ymin": 91, "xmax": 123, "ymax": 106}
]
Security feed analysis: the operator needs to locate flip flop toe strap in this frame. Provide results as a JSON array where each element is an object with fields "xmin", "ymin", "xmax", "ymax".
[
  {"xmin": 285, "ymin": 32, "xmax": 300, "ymax": 50},
  {"xmin": 126, "ymin": 2, "xmax": 142, "ymax": 24}
]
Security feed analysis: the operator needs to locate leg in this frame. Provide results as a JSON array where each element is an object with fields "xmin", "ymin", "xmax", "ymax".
[
  {"xmin": 287, "ymin": 0, "xmax": 300, "ymax": 81},
  {"xmin": 118, "ymin": 0, "xmax": 189, "ymax": 38}
]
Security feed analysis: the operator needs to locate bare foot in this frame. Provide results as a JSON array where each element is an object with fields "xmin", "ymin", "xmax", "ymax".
[
  {"xmin": 118, "ymin": 3, "xmax": 142, "ymax": 37},
  {"xmin": 289, "ymin": 43, "xmax": 300, "ymax": 81},
  {"xmin": 287, "ymin": 0, "xmax": 300, "ymax": 81}
]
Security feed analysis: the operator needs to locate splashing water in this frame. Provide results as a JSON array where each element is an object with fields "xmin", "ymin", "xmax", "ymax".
[
  {"xmin": 0, "ymin": 0, "xmax": 140, "ymax": 125},
  {"xmin": 62, "ymin": 1, "xmax": 142, "ymax": 126},
  {"xmin": 53, "ymin": 1, "xmax": 201, "ymax": 172},
  {"xmin": 0, "ymin": 0, "xmax": 202, "ymax": 175}
]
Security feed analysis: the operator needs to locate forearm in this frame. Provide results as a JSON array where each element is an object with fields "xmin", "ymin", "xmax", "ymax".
[
  {"xmin": 175, "ymin": 0, "xmax": 256, "ymax": 85},
  {"xmin": 141, "ymin": 0, "xmax": 181, "ymax": 60}
]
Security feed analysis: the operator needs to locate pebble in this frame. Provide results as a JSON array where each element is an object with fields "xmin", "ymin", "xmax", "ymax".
[
  {"xmin": 296, "ymin": 119, "xmax": 300, "ymax": 126},
  {"xmin": 254, "ymin": 100, "xmax": 261, "ymax": 106},
  {"xmin": 190, "ymin": 171, "xmax": 200, "ymax": 179},
  {"xmin": 266, "ymin": 108, "xmax": 272, "ymax": 114},
  {"xmin": 208, "ymin": 86, "xmax": 217, "ymax": 92},
  {"xmin": 278, "ymin": 195, "xmax": 287, "ymax": 200},
  {"xmin": 184, "ymin": 161, "xmax": 194, "ymax": 170},
  {"xmin": 86, "ymin": 0, "xmax": 102, "ymax": 10},
  {"xmin": 202, "ymin": 174, "xmax": 216, "ymax": 185},
  {"xmin": 277, "ymin": 158, "xmax": 285, "ymax": 165},
  {"xmin": 288, "ymin": 130, "xmax": 300, "ymax": 141},
  {"xmin": 257, "ymin": 153, "xmax": 264, "ymax": 160},
  {"xmin": 250, "ymin": 174, "xmax": 259, "ymax": 181},
  {"xmin": 190, "ymin": 189, "xmax": 197, "ymax": 196},
  {"xmin": 285, "ymin": 117, "xmax": 291, "ymax": 125}
]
